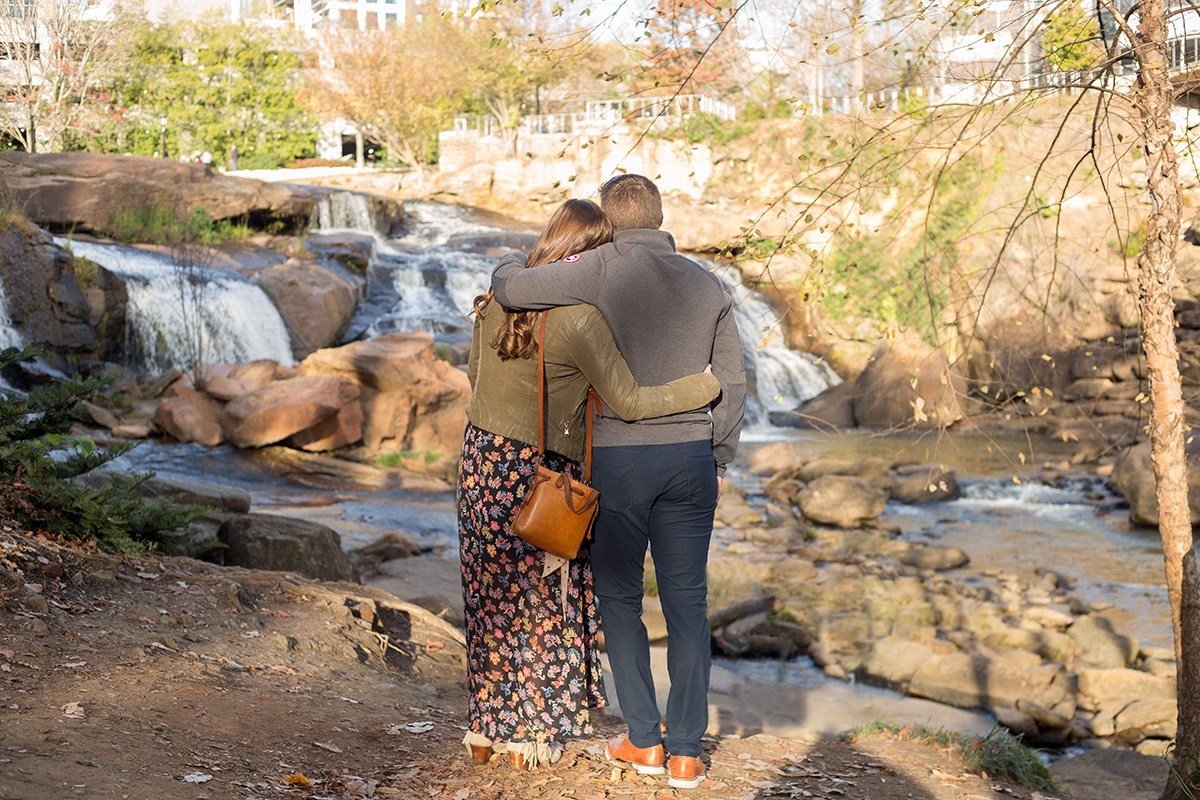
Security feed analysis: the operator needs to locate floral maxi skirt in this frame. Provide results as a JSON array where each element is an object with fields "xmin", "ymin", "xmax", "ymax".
[{"xmin": 457, "ymin": 423, "xmax": 606, "ymax": 744}]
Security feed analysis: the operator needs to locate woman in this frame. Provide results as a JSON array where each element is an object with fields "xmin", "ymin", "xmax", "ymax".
[{"xmin": 459, "ymin": 199, "xmax": 720, "ymax": 771}]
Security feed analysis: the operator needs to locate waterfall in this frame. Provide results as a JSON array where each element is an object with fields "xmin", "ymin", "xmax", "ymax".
[
  {"xmin": 310, "ymin": 192, "xmax": 375, "ymax": 234},
  {"xmin": 354, "ymin": 204, "xmax": 841, "ymax": 427},
  {"xmin": 0, "ymin": 276, "xmax": 21, "ymax": 351},
  {"xmin": 61, "ymin": 239, "xmax": 295, "ymax": 374},
  {"xmin": 708, "ymin": 262, "xmax": 842, "ymax": 428},
  {"xmin": 0, "ymin": 276, "xmax": 21, "ymax": 392}
]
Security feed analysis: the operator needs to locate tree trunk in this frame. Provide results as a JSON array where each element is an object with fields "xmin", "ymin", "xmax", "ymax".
[
  {"xmin": 1133, "ymin": 1, "xmax": 1200, "ymax": 798},
  {"xmin": 355, "ymin": 129, "xmax": 365, "ymax": 170}
]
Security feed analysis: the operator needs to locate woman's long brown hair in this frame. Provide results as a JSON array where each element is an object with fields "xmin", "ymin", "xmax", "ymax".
[{"xmin": 473, "ymin": 199, "xmax": 614, "ymax": 360}]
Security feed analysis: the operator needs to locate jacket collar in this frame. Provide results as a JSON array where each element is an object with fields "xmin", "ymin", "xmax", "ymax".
[{"xmin": 613, "ymin": 228, "xmax": 678, "ymax": 253}]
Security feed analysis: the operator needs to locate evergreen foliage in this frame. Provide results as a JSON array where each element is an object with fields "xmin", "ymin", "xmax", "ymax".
[{"xmin": 0, "ymin": 346, "xmax": 211, "ymax": 553}]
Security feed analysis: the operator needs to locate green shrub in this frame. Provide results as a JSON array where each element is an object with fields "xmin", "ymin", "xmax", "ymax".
[
  {"xmin": 102, "ymin": 203, "xmax": 250, "ymax": 245},
  {"xmin": 238, "ymin": 151, "xmax": 287, "ymax": 170},
  {"xmin": 0, "ymin": 346, "xmax": 212, "ymax": 553}
]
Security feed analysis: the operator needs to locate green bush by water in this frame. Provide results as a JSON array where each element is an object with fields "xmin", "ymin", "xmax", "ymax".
[{"xmin": 0, "ymin": 346, "xmax": 212, "ymax": 553}]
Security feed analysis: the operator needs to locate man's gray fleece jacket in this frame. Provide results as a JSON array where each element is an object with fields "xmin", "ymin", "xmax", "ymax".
[{"xmin": 491, "ymin": 228, "xmax": 747, "ymax": 475}]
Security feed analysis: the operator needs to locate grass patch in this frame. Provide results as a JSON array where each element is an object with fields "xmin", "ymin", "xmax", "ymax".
[
  {"xmin": 845, "ymin": 720, "xmax": 1063, "ymax": 793},
  {"xmin": 103, "ymin": 204, "xmax": 252, "ymax": 245},
  {"xmin": 73, "ymin": 257, "xmax": 98, "ymax": 290},
  {"xmin": 374, "ymin": 450, "xmax": 441, "ymax": 469}
]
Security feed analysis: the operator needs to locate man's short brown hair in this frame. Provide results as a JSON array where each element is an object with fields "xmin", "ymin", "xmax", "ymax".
[{"xmin": 599, "ymin": 174, "xmax": 662, "ymax": 232}]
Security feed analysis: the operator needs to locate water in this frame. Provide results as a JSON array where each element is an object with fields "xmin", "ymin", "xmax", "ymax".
[
  {"xmin": 709, "ymin": 261, "xmax": 842, "ymax": 428},
  {"xmin": 310, "ymin": 191, "xmax": 375, "ymax": 233},
  {"xmin": 70, "ymin": 198, "xmax": 1175, "ymax": 660},
  {"xmin": 62, "ymin": 239, "xmax": 295, "ymax": 374},
  {"xmin": 0, "ymin": 274, "xmax": 23, "ymax": 392},
  {"xmin": 0, "ymin": 276, "xmax": 20, "ymax": 352},
  {"xmin": 355, "ymin": 204, "xmax": 846, "ymax": 417},
  {"xmin": 737, "ymin": 430, "xmax": 1174, "ymax": 648}
]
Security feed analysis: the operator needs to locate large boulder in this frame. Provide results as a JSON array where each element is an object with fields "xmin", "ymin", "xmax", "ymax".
[
  {"xmin": 769, "ymin": 380, "xmax": 857, "ymax": 429},
  {"xmin": 1075, "ymin": 667, "xmax": 1176, "ymax": 708},
  {"xmin": 0, "ymin": 152, "xmax": 401, "ymax": 235},
  {"xmin": 298, "ymin": 332, "xmax": 471, "ymax": 459},
  {"xmin": 744, "ymin": 442, "xmax": 801, "ymax": 476},
  {"xmin": 795, "ymin": 475, "xmax": 888, "ymax": 527},
  {"xmin": 852, "ymin": 331, "xmax": 967, "ymax": 429},
  {"xmin": 908, "ymin": 651, "xmax": 1064, "ymax": 711},
  {"xmin": 890, "ymin": 465, "xmax": 962, "ymax": 503},
  {"xmin": 855, "ymin": 637, "xmax": 937, "ymax": 690},
  {"xmin": 218, "ymin": 513, "xmax": 359, "ymax": 583},
  {"xmin": 900, "ymin": 544, "xmax": 970, "ymax": 571},
  {"xmin": 1113, "ymin": 439, "xmax": 1200, "ymax": 526},
  {"xmin": 248, "ymin": 258, "xmax": 365, "ymax": 358},
  {"xmin": 154, "ymin": 387, "xmax": 225, "ymax": 446},
  {"xmin": 303, "ymin": 233, "xmax": 377, "ymax": 273},
  {"xmin": 286, "ymin": 401, "xmax": 365, "ymax": 452},
  {"xmin": 1068, "ymin": 614, "xmax": 1137, "ymax": 668},
  {"xmin": 0, "ymin": 153, "xmax": 308, "ymax": 230},
  {"xmin": 221, "ymin": 374, "xmax": 362, "ymax": 449},
  {"xmin": 1114, "ymin": 698, "xmax": 1177, "ymax": 738},
  {"xmin": 0, "ymin": 223, "xmax": 127, "ymax": 370}
]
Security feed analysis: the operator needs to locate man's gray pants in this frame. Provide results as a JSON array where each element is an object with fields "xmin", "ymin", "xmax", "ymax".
[{"xmin": 589, "ymin": 439, "xmax": 717, "ymax": 759}]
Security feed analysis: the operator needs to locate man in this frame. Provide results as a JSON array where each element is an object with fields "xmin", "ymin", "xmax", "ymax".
[{"xmin": 491, "ymin": 175, "xmax": 746, "ymax": 789}]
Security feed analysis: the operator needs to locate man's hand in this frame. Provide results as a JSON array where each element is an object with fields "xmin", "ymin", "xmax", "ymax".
[{"xmin": 716, "ymin": 476, "xmax": 723, "ymax": 502}]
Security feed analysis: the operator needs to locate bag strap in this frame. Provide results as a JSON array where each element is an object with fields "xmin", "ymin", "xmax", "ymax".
[{"xmin": 534, "ymin": 311, "xmax": 548, "ymax": 469}]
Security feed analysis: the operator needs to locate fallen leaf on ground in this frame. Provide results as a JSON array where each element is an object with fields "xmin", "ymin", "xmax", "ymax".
[
  {"xmin": 313, "ymin": 741, "xmax": 343, "ymax": 752},
  {"xmin": 285, "ymin": 772, "xmax": 311, "ymax": 786},
  {"xmin": 931, "ymin": 768, "xmax": 969, "ymax": 782},
  {"xmin": 388, "ymin": 721, "xmax": 435, "ymax": 734},
  {"xmin": 183, "ymin": 772, "xmax": 212, "ymax": 783},
  {"xmin": 61, "ymin": 702, "xmax": 85, "ymax": 719}
]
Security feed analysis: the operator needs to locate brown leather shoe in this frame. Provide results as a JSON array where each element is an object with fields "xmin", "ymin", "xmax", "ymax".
[
  {"xmin": 509, "ymin": 751, "xmax": 529, "ymax": 771},
  {"xmin": 606, "ymin": 733, "xmax": 665, "ymax": 775},
  {"xmin": 667, "ymin": 755, "xmax": 706, "ymax": 789},
  {"xmin": 469, "ymin": 744, "xmax": 493, "ymax": 765}
]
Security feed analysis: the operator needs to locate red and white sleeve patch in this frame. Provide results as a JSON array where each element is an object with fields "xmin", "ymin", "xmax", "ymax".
[{"xmin": 562, "ymin": 253, "xmax": 582, "ymax": 263}]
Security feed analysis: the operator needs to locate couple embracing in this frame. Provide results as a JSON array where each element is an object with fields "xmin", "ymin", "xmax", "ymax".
[{"xmin": 458, "ymin": 175, "xmax": 747, "ymax": 789}]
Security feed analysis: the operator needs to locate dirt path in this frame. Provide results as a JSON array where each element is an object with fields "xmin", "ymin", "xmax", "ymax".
[{"xmin": 0, "ymin": 526, "xmax": 1164, "ymax": 800}]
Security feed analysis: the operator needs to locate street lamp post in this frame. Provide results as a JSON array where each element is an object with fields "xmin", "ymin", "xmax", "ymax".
[{"xmin": 159, "ymin": 116, "xmax": 168, "ymax": 159}]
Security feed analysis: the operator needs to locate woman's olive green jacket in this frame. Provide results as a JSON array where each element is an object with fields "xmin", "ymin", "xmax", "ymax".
[{"xmin": 466, "ymin": 303, "xmax": 721, "ymax": 463}]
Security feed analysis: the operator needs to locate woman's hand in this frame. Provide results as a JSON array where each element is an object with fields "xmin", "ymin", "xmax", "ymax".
[{"xmin": 704, "ymin": 364, "xmax": 713, "ymax": 374}]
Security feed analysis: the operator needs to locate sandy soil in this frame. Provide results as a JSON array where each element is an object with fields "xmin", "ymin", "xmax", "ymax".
[{"xmin": 0, "ymin": 524, "xmax": 1169, "ymax": 800}]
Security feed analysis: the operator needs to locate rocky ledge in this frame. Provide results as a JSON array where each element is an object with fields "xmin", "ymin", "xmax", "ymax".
[
  {"xmin": 68, "ymin": 331, "xmax": 469, "ymax": 483},
  {"xmin": 699, "ymin": 441, "xmax": 1176, "ymax": 756},
  {"xmin": 0, "ymin": 152, "xmax": 403, "ymax": 236}
]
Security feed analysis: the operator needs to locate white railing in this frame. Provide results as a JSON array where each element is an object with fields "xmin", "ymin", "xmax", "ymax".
[
  {"xmin": 809, "ymin": 69, "xmax": 1109, "ymax": 116},
  {"xmin": 444, "ymin": 93, "xmax": 737, "ymax": 140}
]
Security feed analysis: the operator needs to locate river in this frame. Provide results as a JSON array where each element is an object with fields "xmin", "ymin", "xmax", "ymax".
[{"xmin": 82, "ymin": 197, "xmax": 1170, "ymax": 682}]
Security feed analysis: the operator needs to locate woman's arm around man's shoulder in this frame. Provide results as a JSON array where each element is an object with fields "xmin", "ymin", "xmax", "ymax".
[{"xmin": 491, "ymin": 249, "xmax": 606, "ymax": 311}]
